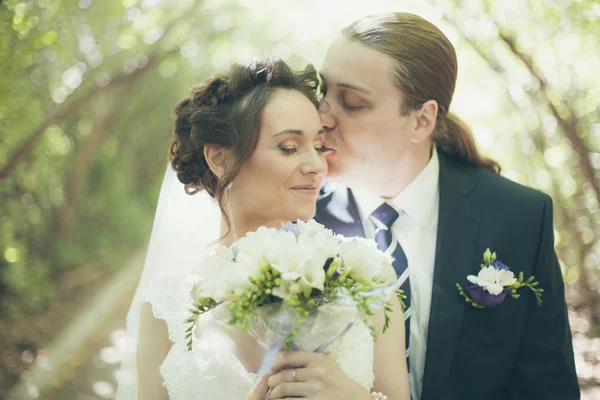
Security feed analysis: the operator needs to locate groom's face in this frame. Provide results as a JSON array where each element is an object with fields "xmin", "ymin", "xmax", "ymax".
[{"xmin": 319, "ymin": 38, "xmax": 414, "ymax": 189}]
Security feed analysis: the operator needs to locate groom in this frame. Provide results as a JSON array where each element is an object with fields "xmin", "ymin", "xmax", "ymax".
[{"xmin": 315, "ymin": 13, "xmax": 579, "ymax": 400}]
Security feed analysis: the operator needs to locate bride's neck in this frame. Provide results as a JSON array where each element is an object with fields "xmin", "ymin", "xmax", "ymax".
[{"xmin": 219, "ymin": 214, "xmax": 287, "ymax": 247}]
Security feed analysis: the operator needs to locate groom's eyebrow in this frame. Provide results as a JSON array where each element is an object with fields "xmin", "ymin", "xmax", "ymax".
[
  {"xmin": 338, "ymin": 82, "xmax": 371, "ymax": 95},
  {"xmin": 319, "ymin": 73, "xmax": 371, "ymax": 95}
]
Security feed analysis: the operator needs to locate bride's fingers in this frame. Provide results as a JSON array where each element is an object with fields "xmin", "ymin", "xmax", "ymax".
[
  {"xmin": 270, "ymin": 351, "xmax": 322, "ymax": 372},
  {"xmin": 267, "ymin": 367, "xmax": 307, "ymax": 389},
  {"xmin": 246, "ymin": 374, "xmax": 269, "ymax": 400},
  {"xmin": 268, "ymin": 382, "xmax": 312, "ymax": 399}
]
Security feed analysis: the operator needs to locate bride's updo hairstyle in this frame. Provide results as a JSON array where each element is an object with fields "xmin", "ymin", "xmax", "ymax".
[{"xmin": 169, "ymin": 57, "xmax": 319, "ymax": 215}]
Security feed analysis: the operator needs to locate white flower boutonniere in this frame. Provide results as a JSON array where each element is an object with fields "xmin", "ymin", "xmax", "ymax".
[{"xmin": 456, "ymin": 249, "xmax": 544, "ymax": 309}]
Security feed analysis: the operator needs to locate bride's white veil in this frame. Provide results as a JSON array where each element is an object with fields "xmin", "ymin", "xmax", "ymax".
[{"xmin": 115, "ymin": 163, "xmax": 221, "ymax": 399}]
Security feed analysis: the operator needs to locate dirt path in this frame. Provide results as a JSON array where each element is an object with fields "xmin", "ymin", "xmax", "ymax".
[{"xmin": 41, "ymin": 288, "xmax": 134, "ymax": 400}]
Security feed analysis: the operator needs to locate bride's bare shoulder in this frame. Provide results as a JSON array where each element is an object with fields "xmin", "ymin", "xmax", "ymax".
[{"xmin": 139, "ymin": 301, "xmax": 170, "ymax": 339}]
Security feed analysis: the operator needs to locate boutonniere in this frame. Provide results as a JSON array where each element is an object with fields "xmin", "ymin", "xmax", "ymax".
[{"xmin": 456, "ymin": 249, "xmax": 544, "ymax": 309}]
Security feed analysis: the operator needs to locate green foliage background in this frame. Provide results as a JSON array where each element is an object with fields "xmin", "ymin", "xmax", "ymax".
[{"xmin": 1, "ymin": 0, "xmax": 599, "ymax": 390}]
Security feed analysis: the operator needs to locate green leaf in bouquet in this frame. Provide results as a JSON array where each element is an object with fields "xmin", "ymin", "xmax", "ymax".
[
  {"xmin": 396, "ymin": 288, "xmax": 407, "ymax": 313},
  {"xmin": 185, "ymin": 297, "xmax": 222, "ymax": 351},
  {"xmin": 326, "ymin": 257, "xmax": 342, "ymax": 278}
]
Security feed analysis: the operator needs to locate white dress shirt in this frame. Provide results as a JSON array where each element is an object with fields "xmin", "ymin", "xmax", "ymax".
[{"xmin": 352, "ymin": 148, "xmax": 440, "ymax": 399}]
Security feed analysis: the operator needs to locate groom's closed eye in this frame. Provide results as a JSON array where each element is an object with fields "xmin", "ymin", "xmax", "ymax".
[
  {"xmin": 341, "ymin": 92, "xmax": 368, "ymax": 112},
  {"xmin": 318, "ymin": 74, "xmax": 370, "ymax": 112}
]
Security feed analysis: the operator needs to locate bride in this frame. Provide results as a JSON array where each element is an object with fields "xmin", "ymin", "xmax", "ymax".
[{"xmin": 116, "ymin": 58, "xmax": 409, "ymax": 400}]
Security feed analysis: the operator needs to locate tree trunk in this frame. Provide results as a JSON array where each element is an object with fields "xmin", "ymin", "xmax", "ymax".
[{"xmin": 56, "ymin": 83, "xmax": 135, "ymax": 235}]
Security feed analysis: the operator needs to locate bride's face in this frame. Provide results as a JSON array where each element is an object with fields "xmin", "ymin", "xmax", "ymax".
[{"xmin": 228, "ymin": 89, "xmax": 327, "ymax": 225}]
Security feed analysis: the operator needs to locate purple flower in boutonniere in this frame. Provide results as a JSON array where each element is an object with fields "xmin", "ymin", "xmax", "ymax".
[
  {"xmin": 491, "ymin": 260, "xmax": 510, "ymax": 270},
  {"xmin": 463, "ymin": 283, "xmax": 510, "ymax": 308},
  {"xmin": 457, "ymin": 249, "xmax": 544, "ymax": 309}
]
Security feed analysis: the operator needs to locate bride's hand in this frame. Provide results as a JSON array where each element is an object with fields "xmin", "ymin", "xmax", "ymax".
[
  {"xmin": 246, "ymin": 374, "xmax": 270, "ymax": 400},
  {"xmin": 267, "ymin": 351, "xmax": 371, "ymax": 400}
]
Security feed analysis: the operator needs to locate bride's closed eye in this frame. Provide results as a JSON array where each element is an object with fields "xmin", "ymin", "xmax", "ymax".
[
  {"xmin": 278, "ymin": 141, "xmax": 298, "ymax": 155},
  {"xmin": 277, "ymin": 140, "xmax": 327, "ymax": 155}
]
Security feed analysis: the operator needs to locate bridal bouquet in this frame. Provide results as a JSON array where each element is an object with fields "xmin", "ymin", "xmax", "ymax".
[{"xmin": 184, "ymin": 220, "xmax": 404, "ymax": 371}]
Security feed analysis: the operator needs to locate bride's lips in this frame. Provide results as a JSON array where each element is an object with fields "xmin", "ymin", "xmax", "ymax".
[{"xmin": 290, "ymin": 183, "xmax": 320, "ymax": 196}]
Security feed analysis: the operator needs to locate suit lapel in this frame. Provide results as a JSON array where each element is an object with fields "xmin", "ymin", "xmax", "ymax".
[
  {"xmin": 315, "ymin": 182, "xmax": 365, "ymax": 238},
  {"xmin": 421, "ymin": 152, "xmax": 482, "ymax": 399}
]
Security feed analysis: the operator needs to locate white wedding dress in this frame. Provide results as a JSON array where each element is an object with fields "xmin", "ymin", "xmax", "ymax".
[
  {"xmin": 114, "ymin": 167, "xmax": 377, "ymax": 400},
  {"xmin": 144, "ymin": 271, "xmax": 376, "ymax": 399}
]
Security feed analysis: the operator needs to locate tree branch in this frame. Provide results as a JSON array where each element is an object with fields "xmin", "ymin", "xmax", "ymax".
[
  {"xmin": 495, "ymin": 30, "xmax": 600, "ymax": 204},
  {"xmin": 0, "ymin": 0, "xmax": 203, "ymax": 181},
  {"xmin": 532, "ymin": 132, "xmax": 600, "ymax": 325},
  {"xmin": 0, "ymin": 53, "xmax": 160, "ymax": 181}
]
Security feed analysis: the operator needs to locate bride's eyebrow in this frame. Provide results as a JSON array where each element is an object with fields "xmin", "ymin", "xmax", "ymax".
[
  {"xmin": 274, "ymin": 129, "xmax": 303, "ymax": 137},
  {"xmin": 273, "ymin": 128, "xmax": 326, "ymax": 137}
]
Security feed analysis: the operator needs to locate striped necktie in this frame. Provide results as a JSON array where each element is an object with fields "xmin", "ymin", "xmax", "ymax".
[{"xmin": 371, "ymin": 202, "xmax": 411, "ymax": 366}]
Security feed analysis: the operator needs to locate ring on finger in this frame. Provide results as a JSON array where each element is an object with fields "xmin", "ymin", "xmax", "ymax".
[{"xmin": 292, "ymin": 369, "xmax": 298, "ymax": 382}]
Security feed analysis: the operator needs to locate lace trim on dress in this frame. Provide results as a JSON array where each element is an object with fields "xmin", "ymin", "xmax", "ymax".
[{"xmin": 143, "ymin": 272, "xmax": 196, "ymax": 343}]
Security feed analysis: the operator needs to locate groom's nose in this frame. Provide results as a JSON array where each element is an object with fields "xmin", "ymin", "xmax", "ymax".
[{"xmin": 318, "ymin": 99, "xmax": 336, "ymax": 132}]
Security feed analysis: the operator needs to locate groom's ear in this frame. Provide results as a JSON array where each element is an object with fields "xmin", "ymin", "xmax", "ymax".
[
  {"xmin": 410, "ymin": 99, "xmax": 438, "ymax": 144},
  {"xmin": 204, "ymin": 145, "xmax": 231, "ymax": 179}
]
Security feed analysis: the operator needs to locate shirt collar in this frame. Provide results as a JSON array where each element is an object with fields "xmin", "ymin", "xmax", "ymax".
[{"xmin": 353, "ymin": 147, "xmax": 440, "ymax": 228}]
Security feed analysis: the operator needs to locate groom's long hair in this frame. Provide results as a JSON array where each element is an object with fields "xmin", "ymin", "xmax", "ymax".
[{"xmin": 343, "ymin": 13, "xmax": 500, "ymax": 174}]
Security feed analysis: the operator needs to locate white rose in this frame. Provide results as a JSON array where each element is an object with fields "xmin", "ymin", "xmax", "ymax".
[
  {"xmin": 298, "ymin": 230, "xmax": 340, "ymax": 261},
  {"xmin": 195, "ymin": 253, "xmax": 225, "ymax": 293},
  {"xmin": 467, "ymin": 266, "xmax": 515, "ymax": 295},
  {"xmin": 297, "ymin": 252, "xmax": 328, "ymax": 291},
  {"xmin": 232, "ymin": 252, "xmax": 262, "ymax": 282},
  {"xmin": 265, "ymin": 232, "xmax": 314, "ymax": 282},
  {"xmin": 236, "ymin": 226, "xmax": 288, "ymax": 259},
  {"xmin": 297, "ymin": 219, "xmax": 330, "ymax": 235},
  {"xmin": 268, "ymin": 248, "xmax": 302, "ymax": 282},
  {"xmin": 296, "ymin": 220, "xmax": 336, "ymax": 249},
  {"xmin": 197, "ymin": 242, "xmax": 265, "ymax": 301},
  {"xmin": 271, "ymin": 280, "xmax": 303, "ymax": 300},
  {"xmin": 339, "ymin": 238, "xmax": 389, "ymax": 279},
  {"xmin": 216, "ymin": 245, "xmax": 235, "ymax": 262},
  {"xmin": 203, "ymin": 281, "xmax": 236, "ymax": 301},
  {"xmin": 199, "ymin": 271, "xmax": 236, "ymax": 301},
  {"xmin": 271, "ymin": 281, "xmax": 291, "ymax": 299},
  {"xmin": 497, "ymin": 269, "xmax": 517, "ymax": 286}
]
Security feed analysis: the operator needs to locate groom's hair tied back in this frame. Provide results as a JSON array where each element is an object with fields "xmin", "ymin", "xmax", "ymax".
[
  {"xmin": 342, "ymin": 13, "xmax": 500, "ymax": 174},
  {"xmin": 169, "ymin": 57, "xmax": 319, "ymax": 226}
]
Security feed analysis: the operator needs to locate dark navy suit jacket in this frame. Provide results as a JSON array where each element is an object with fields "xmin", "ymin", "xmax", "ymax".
[{"xmin": 315, "ymin": 149, "xmax": 579, "ymax": 400}]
